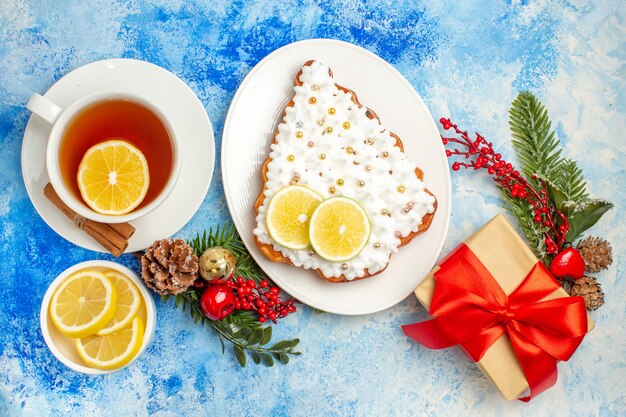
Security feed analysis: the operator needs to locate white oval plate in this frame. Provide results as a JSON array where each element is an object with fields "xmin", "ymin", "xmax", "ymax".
[
  {"xmin": 222, "ymin": 39, "xmax": 450, "ymax": 315},
  {"xmin": 21, "ymin": 58, "xmax": 215, "ymax": 252}
]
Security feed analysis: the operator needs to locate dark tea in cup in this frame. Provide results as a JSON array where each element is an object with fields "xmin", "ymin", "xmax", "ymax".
[{"xmin": 58, "ymin": 99, "xmax": 174, "ymax": 210}]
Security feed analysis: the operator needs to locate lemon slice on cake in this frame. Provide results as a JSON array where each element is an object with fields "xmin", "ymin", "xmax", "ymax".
[
  {"xmin": 49, "ymin": 270, "xmax": 118, "ymax": 338},
  {"xmin": 309, "ymin": 196, "xmax": 371, "ymax": 262},
  {"xmin": 76, "ymin": 316, "xmax": 144, "ymax": 370},
  {"xmin": 266, "ymin": 185, "xmax": 323, "ymax": 250},
  {"xmin": 96, "ymin": 271, "xmax": 142, "ymax": 336},
  {"xmin": 77, "ymin": 139, "xmax": 150, "ymax": 215}
]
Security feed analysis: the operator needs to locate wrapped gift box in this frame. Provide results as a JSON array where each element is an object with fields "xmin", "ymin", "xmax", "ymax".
[{"xmin": 411, "ymin": 214, "xmax": 593, "ymax": 401}]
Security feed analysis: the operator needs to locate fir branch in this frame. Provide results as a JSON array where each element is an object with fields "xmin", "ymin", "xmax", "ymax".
[
  {"xmin": 509, "ymin": 91, "xmax": 564, "ymax": 186},
  {"xmin": 169, "ymin": 289, "xmax": 301, "ymax": 367},
  {"xmin": 501, "ymin": 189, "xmax": 549, "ymax": 261},
  {"xmin": 179, "ymin": 221, "xmax": 300, "ymax": 366},
  {"xmin": 554, "ymin": 159, "xmax": 588, "ymax": 204}
]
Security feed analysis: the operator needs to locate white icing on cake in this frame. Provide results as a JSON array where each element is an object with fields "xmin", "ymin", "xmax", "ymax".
[{"xmin": 254, "ymin": 60, "xmax": 436, "ymax": 281}]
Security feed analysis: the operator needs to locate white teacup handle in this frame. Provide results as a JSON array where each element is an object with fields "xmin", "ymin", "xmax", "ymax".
[{"xmin": 27, "ymin": 93, "xmax": 63, "ymax": 125}]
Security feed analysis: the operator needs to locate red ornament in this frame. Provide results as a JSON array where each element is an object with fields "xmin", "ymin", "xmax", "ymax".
[
  {"xmin": 200, "ymin": 284, "xmax": 236, "ymax": 320},
  {"xmin": 549, "ymin": 247, "xmax": 585, "ymax": 279}
]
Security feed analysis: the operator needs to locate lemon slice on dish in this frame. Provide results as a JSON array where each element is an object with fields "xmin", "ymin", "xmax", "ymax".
[
  {"xmin": 266, "ymin": 185, "xmax": 323, "ymax": 250},
  {"xmin": 309, "ymin": 196, "xmax": 371, "ymax": 262},
  {"xmin": 49, "ymin": 270, "xmax": 118, "ymax": 338},
  {"xmin": 96, "ymin": 271, "xmax": 142, "ymax": 336},
  {"xmin": 76, "ymin": 316, "xmax": 144, "ymax": 371},
  {"xmin": 77, "ymin": 139, "xmax": 150, "ymax": 215}
]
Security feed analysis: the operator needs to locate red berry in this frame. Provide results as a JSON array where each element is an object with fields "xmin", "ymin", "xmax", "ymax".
[
  {"xmin": 260, "ymin": 280, "xmax": 269, "ymax": 288},
  {"xmin": 549, "ymin": 247, "xmax": 585, "ymax": 279},
  {"xmin": 452, "ymin": 162, "xmax": 460, "ymax": 171},
  {"xmin": 495, "ymin": 153, "xmax": 502, "ymax": 161},
  {"xmin": 259, "ymin": 307, "xmax": 267, "ymax": 316},
  {"xmin": 442, "ymin": 138, "xmax": 448, "ymax": 145},
  {"xmin": 534, "ymin": 215, "xmax": 542, "ymax": 223},
  {"xmin": 200, "ymin": 285, "xmax": 236, "ymax": 320},
  {"xmin": 541, "ymin": 207, "xmax": 548, "ymax": 213},
  {"xmin": 236, "ymin": 276, "xmax": 244, "ymax": 284},
  {"xmin": 445, "ymin": 150, "xmax": 452, "ymax": 157},
  {"xmin": 534, "ymin": 209, "xmax": 541, "ymax": 215},
  {"xmin": 488, "ymin": 167, "xmax": 495, "ymax": 175},
  {"xmin": 259, "ymin": 317, "xmax": 266, "ymax": 323}
]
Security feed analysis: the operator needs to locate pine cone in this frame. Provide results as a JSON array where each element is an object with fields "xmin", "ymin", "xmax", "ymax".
[
  {"xmin": 577, "ymin": 236, "xmax": 613, "ymax": 273},
  {"xmin": 141, "ymin": 238, "xmax": 199, "ymax": 295},
  {"xmin": 565, "ymin": 275, "xmax": 605, "ymax": 311}
]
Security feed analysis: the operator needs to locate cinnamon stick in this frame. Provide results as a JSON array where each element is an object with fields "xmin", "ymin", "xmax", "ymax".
[
  {"xmin": 108, "ymin": 222, "xmax": 136, "ymax": 240},
  {"xmin": 44, "ymin": 183, "xmax": 135, "ymax": 257}
]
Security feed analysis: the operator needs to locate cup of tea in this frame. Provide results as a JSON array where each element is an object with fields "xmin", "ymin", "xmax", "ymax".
[{"xmin": 27, "ymin": 91, "xmax": 181, "ymax": 223}]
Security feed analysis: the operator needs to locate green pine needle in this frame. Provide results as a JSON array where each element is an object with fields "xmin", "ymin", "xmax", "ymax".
[
  {"xmin": 554, "ymin": 159, "xmax": 588, "ymax": 203},
  {"xmin": 509, "ymin": 91, "xmax": 564, "ymax": 186},
  {"xmin": 501, "ymin": 190, "xmax": 549, "ymax": 261}
]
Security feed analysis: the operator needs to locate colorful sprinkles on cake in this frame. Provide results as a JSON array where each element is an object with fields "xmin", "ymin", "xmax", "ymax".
[{"xmin": 254, "ymin": 60, "xmax": 436, "ymax": 280}]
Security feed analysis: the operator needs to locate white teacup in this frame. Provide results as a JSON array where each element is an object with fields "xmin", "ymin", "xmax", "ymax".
[{"xmin": 27, "ymin": 91, "xmax": 181, "ymax": 223}]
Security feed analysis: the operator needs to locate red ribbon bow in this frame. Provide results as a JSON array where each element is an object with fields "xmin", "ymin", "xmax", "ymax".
[{"xmin": 402, "ymin": 244, "xmax": 588, "ymax": 401}]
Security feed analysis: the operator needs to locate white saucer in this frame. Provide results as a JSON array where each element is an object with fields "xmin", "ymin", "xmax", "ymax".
[
  {"xmin": 21, "ymin": 59, "xmax": 215, "ymax": 253},
  {"xmin": 222, "ymin": 39, "xmax": 451, "ymax": 315}
]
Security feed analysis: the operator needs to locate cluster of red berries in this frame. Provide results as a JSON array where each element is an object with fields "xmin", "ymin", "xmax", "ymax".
[
  {"xmin": 231, "ymin": 276, "xmax": 297, "ymax": 323},
  {"xmin": 195, "ymin": 276, "xmax": 296, "ymax": 323},
  {"xmin": 440, "ymin": 117, "xmax": 570, "ymax": 254}
]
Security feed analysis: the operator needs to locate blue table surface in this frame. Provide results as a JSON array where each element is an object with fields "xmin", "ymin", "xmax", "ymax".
[{"xmin": 1, "ymin": 1, "xmax": 624, "ymax": 416}]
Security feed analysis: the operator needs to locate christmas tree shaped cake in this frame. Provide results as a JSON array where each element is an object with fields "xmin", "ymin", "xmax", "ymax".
[{"xmin": 253, "ymin": 60, "xmax": 437, "ymax": 282}]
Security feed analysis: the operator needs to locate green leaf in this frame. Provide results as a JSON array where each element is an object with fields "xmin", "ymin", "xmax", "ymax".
[
  {"xmin": 566, "ymin": 200, "xmax": 613, "ymax": 242},
  {"xmin": 509, "ymin": 91, "xmax": 563, "ymax": 186},
  {"xmin": 269, "ymin": 339, "xmax": 300, "ymax": 351},
  {"xmin": 274, "ymin": 352, "xmax": 289, "ymax": 364},
  {"xmin": 174, "ymin": 294, "xmax": 183, "ymax": 308},
  {"xmin": 248, "ymin": 329, "xmax": 264, "ymax": 345},
  {"xmin": 260, "ymin": 353, "xmax": 274, "ymax": 366},
  {"xmin": 251, "ymin": 351, "xmax": 261, "ymax": 365},
  {"xmin": 233, "ymin": 345, "xmax": 247, "ymax": 367},
  {"xmin": 260, "ymin": 327, "xmax": 272, "ymax": 345}
]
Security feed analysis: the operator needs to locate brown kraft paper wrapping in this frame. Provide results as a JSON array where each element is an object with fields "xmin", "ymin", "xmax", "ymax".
[{"xmin": 414, "ymin": 214, "xmax": 594, "ymax": 401}]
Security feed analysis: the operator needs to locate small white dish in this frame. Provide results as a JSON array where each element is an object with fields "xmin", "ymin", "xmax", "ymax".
[
  {"xmin": 40, "ymin": 260, "xmax": 156, "ymax": 375},
  {"xmin": 222, "ymin": 39, "xmax": 451, "ymax": 315},
  {"xmin": 21, "ymin": 58, "xmax": 215, "ymax": 252}
]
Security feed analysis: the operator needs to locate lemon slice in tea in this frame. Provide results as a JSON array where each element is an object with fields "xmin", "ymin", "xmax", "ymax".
[{"xmin": 77, "ymin": 139, "xmax": 150, "ymax": 215}]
